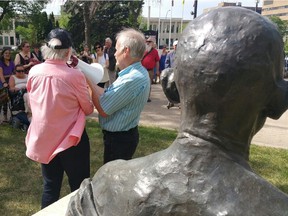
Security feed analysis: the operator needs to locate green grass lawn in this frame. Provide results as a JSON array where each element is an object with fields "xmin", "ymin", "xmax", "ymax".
[{"xmin": 0, "ymin": 119, "xmax": 288, "ymax": 215}]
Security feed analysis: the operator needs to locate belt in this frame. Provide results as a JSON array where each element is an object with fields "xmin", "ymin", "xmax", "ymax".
[{"xmin": 102, "ymin": 126, "xmax": 138, "ymax": 134}]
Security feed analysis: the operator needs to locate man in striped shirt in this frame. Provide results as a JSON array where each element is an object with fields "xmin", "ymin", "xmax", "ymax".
[{"xmin": 90, "ymin": 28, "xmax": 150, "ymax": 164}]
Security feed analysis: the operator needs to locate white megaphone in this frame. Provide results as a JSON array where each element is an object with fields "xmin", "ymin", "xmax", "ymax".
[{"xmin": 67, "ymin": 55, "xmax": 104, "ymax": 86}]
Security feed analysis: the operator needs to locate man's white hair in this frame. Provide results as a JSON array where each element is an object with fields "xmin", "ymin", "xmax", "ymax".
[
  {"xmin": 116, "ymin": 28, "xmax": 145, "ymax": 59},
  {"xmin": 105, "ymin": 37, "xmax": 113, "ymax": 44},
  {"xmin": 42, "ymin": 38, "xmax": 71, "ymax": 60}
]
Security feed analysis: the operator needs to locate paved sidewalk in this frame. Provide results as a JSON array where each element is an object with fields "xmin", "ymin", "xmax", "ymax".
[{"xmin": 90, "ymin": 84, "xmax": 288, "ymax": 149}]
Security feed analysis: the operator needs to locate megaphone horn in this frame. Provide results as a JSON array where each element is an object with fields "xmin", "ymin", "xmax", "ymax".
[{"xmin": 67, "ymin": 55, "xmax": 104, "ymax": 86}]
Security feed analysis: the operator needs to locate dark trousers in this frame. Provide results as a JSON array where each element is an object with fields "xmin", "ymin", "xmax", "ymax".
[
  {"xmin": 15, "ymin": 111, "xmax": 30, "ymax": 126},
  {"xmin": 41, "ymin": 129, "xmax": 90, "ymax": 209},
  {"xmin": 103, "ymin": 126, "xmax": 139, "ymax": 164}
]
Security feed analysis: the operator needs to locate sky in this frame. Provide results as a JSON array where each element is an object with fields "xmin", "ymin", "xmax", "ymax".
[
  {"xmin": 44, "ymin": 0, "xmax": 263, "ymax": 20},
  {"xmin": 143, "ymin": 0, "xmax": 263, "ymax": 20}
]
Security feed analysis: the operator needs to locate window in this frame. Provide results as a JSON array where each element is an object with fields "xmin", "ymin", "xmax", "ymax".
[
  {"xmin": 166, "ymin": 39, "xmax": 169, "ymax": 46},
  {"xmin": 4, "ymin": 36, "xmax": 9, "ymax": 46},
  {"xmin": 0, "ymin": 36, "xmax": 3, "ymax": 45},
  {"xmin": 10, "ymin": 36, "xmax": 14, "ymax": 45}
]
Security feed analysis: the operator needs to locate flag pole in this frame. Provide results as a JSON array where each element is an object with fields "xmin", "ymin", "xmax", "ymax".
[
  {"xmin": 147, "ymin": 0, "xmax": 150, "ymax": 30},
  {"xmin": 169, "ymin": 0, "xmax": 173, "ymax": 50},
  {"xmin": 181, "ymin": 0, "xmax": 184, "ymax": 33},
  {"xmin": 158, "ymin": 0, "xmax": 161, "ymax": 49}
]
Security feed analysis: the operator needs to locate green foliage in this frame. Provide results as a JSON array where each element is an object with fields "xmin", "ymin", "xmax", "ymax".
[
  {"xmin": 0, "ymin": 1, "xmax": 50, "ymax": 43},
  {"xmin": 63, "ymin": 0, "xmax": 144, "ymax": 51},
  {"xmin": 58, "ymin": 12, "xmax": 71, "ymax": 29},
  {"xmin": 284, "ymin": 39, "xmax": 288, "ymax": 55},
  {"xmin": 269, "ymin": 16, "xmax": 288, "ymax": 38},
  {"xmin": 269, "ymin": 16, "xmax": 288, "ymax": 53},
  {"xmin": 15, "ymin": 24, "xmax": 36, "ymax": 43}
]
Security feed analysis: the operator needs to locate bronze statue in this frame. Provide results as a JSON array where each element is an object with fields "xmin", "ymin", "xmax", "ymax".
[{"xmin": 67, "ymin": 7, "xmax": 288, "ymax": 215}]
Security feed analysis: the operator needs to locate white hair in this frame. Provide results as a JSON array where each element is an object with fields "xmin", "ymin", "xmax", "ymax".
[
  {"xmin": 41, "ymin": 38, "xmax": 72, "ymax": 60},
  {"xmin": 105, "ymin": 37, "xmax": 112, "ymax": 44},
  {"xmin": 116, "ymin": 28, "xmax": 145, "ymax": 59}
]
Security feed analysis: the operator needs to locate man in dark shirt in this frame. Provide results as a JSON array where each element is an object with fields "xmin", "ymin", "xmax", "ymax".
[{"xmin": 104, "ymin": 37, "xmax": 116, "ymax": 85}]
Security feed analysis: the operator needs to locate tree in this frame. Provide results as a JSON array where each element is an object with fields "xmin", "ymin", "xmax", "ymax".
[
  {"xmin": 0, "ymin": 1, "xmax": 49, "ymax": 29},
  {"xmin": 64, "ymin": 0, "xmax": 101, "ymax": 50},
  {"xmin": 58, "ymin": 12, "xmax": 71, "ymax": 29},
  {"xmin": 0, "ymin": 0, "xmax": 50, "ymax": 45},
  {"xmin": 62, "ymin": 0, "xmax": 144, "ymax": 51},
  {"xmin": 269, "ymin": 16, "xmax": 288, "ymax": 54},
  {"xmin": 269, "ymin": 16, "xmax": 288, "ymax": 38}
]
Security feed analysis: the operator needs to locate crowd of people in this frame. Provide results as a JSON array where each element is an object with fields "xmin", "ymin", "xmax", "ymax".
[
  {"xmin": 0, "ymin": 27, "xmax": 180, "ymax": 209},
  {"xmin": 0, "ymin": 41, "xmax": 42, "ymax": 128},
  {"xmin": 16, "ymin": 27, "xmax": 151, "ymax": 209}
]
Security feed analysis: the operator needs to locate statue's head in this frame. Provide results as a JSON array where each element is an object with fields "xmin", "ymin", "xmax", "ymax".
[
  {"xmin": 161, "ymin": 7, "xmax": 288, "ymax": 157},
  {"xmin": 171, "ymin": 7, "xmax": 287, "ymax": 132}
]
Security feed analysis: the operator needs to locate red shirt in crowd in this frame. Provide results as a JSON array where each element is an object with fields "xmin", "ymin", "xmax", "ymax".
[{"xmin": 141, "ymin": 48, "xmax": 160, "ymax": 70}]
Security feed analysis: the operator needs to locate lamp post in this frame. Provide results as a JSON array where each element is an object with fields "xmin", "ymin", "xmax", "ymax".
[
  {"xmin": 193, "ymin": 0, "xmax": 198, "ymax": 19},
  {"xmin": 169, "ymin": 9, "xmax": 172, "ymax": 50},
  {"xmin": 255, "ymin": 0, "xmax": 259, "ymax": 13},
  {"xmin": 147, "ymin": 0, "xmax": 150, "ymax": 30},
  {"xmin": 158, "ymin": 0, "xmax": 161, "ymax": 49}
]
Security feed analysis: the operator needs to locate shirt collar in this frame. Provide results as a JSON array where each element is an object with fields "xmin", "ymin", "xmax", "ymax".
[{"xmin": 118, "ymin": 62, "xmax": 141, "ymax": 76}]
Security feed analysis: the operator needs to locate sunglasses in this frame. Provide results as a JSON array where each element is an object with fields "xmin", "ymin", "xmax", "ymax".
[
  {"xmin": 16, "ymin": 70, "xmax": 25, "ymax": 73},
  {"xmin": 146, "ymin": 41, "xmax": 152, "ymax": 43},
  {"xmin": 95, "ymin": 46, "xmax": 101, "ymax": 49}
]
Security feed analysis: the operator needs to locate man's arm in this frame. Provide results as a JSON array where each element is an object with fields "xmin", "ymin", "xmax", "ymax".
[
  {"xmin": 0, "ymin": 67, "xmax": 8, "ymax": 88},
  {"xmin": 155, "ymin": 61, "xmax": 160, "ymax": 75},
  {"xmin": 165, "ymin": 53, "xmax": 171, "ymax": 69},
  {"xmin": 88, "ymin": 80, "xmax": 108, "ymax": 117}
]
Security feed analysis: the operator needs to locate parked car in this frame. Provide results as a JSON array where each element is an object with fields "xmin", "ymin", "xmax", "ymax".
[{"xmin": 1, "ymin": 46, "xmax": 18, "ymax": 51}]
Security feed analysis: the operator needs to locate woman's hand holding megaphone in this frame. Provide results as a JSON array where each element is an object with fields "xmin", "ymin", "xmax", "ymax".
[
  {"xmin": 67, "ymin": 55, "xmax": 104, "ymax": 87},
  {"xmin": 67, "ymin": 55, "xmax": 79, "ymax": 68}
]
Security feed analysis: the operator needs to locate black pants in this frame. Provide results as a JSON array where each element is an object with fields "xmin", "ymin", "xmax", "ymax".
[
  {"xmin": 41, "ymin": 129, "xmax": 90, "ymax": 209},
  {"xmin": 103, "ymin": 126, "xmax": 139, "ymax": 164}
]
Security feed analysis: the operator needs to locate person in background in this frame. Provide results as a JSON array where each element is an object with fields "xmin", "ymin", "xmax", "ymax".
[
  {"xmin": 32, "ymin": 43, "xmax": 44, "ymax": 62},
  {"xmin": 141, "ymin": 36, "xmax": 160, "ymax": 102},
  {"xmin": 165, "ymin": 40, "xmax": 178, "ymax": 109},
  {"xmin": 104, "ymin": 37, "xmax": 117, "ymax": 85},
  {"xmin": 25, "ymin": 28, "xmax": 94, "ymax": 209},
  {"xmin": 89, "ymin": 28, "xmax": 150, "ymax": 164},
  {"xmin": 8, "ymin": 64, "xmax": 30, "ymax": 129},
  {"xmin": 9, "ymin": 64, "xmax": 28, "ymax": 92},
  {"xmin": 152, "ymin": 42, "xmax": 158, "ymax": 84},
  {"xmin": 14, "ymin": 41, "xmax": 40, "ymax": 74},
  {"xmin": 91, "ymin": 42, "xmax": 109, "ymax": 88},
  {"xmin": 0, "ymin": 48, "xmax": 15, "ymax": 123},
  {"xmin": 158, "ymin": 44, "xmax": 168, "ymax": 83},
  {"xmin": 80, "ymin": 44, "xmax": 92, "ymax": 64}
]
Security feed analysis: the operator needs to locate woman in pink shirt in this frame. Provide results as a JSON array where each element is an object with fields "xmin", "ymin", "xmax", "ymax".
[{"xmin": 25, "ymin": 28, "xmax": 94, "ymax": 209}]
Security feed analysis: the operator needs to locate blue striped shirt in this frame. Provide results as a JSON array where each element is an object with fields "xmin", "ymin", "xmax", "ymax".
[{"xmin": 99, "ymin": 62, "xmax": 150, "ymax": 131}]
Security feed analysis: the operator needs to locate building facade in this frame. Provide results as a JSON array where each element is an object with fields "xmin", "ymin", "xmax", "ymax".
[
  {"xmin": 203, "ymin": 2, "xmax": 262, "ymax": 14},
  {"xmin": 0, "ymin": 19, "xmax": 18, "ymax": 50},
  {"xmin": 142, "ymin": 17, "xmax": 191, "ymax": 49},
  {"xmin": 262, "ymin": 0, "xmax": 288, "ymax": 21}
]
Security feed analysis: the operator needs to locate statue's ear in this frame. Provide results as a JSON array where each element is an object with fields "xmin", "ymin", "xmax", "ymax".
[
  {"xmin": 265, "ymin": 80, "xmax": 288, "ymax": 120},
  {"xmin": 160, "ymin": 68, "xmax": 180, "ymax": 104}
]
